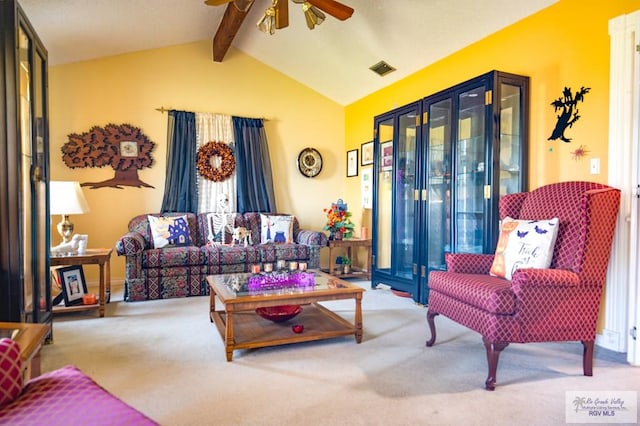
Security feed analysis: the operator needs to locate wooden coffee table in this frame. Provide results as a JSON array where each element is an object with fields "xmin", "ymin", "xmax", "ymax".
[{"xmin": 207, "ymin": 270, "xmax": 364, "ymax": 361}]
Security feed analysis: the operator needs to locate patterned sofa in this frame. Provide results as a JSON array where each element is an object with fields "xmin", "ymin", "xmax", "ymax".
[{"xmin": 115, "ymin": 212, "xmax": 328, "ymax": 301}]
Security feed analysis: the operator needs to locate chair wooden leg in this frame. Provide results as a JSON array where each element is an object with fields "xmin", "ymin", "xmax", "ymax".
[
  {"xmin": 483, "ymin": 336, "xmax": 509, "ymax": 391},
  {"xmin": 582, "ymin": 340, "xmax": 594, "ymax": 376},
  {"xmin": 426, "ymin": 311, "xmax": 439, "ymax": 347}
]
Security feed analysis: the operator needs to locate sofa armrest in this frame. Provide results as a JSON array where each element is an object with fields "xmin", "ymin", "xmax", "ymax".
[
  {"xmin": 295, "ymin": 229, "xmax": 328, "ymax": 247},
  {"xmin": 511, "ymin": 268, "xmax": 580, "ymax": 292},
  {"xmin": 445, "ymin": 253, "xmax": 495, "ymax": 274},
  {"xmin": 115, "ymin": 232, "xmax": 146, "ymax": 256}
]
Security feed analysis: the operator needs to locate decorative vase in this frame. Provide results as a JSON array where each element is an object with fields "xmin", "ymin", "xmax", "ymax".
[
  {"xmin": 334, "ymin": 231, "xmax": 343, "ymax": 240},
  {"xmin": 343, "ymin": 265, "xmax": 351, "ymax": 274}
]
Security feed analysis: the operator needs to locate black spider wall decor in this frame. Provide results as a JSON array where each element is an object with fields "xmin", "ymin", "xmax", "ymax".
[{"xmin": 548, "ymin": 86, "xmax": 590, "ymax": 143}]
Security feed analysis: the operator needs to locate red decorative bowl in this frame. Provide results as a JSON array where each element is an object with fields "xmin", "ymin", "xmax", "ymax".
[{"xmin": 255, "ymin": 305, "xmax": 302, "ymax": 323}]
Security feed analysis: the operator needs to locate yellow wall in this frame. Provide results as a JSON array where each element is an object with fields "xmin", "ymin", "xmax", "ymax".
[
  {"xmin": 49, "ymin": 41, "xmax": 344, "ymax": 282},
  {"xmin": 344, "ymin": 0, "xmax": 639, "ymax": 230}
]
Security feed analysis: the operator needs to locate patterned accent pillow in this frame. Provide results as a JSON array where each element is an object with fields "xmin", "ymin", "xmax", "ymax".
[
  {"xmin": 490, "ymin": 217, "xmax": 560, "ymax": 280},
  {"xmin": 0, "ymin": 338, "xmax": 22, "ymax": 406},
  {"xmin": 148, "ymin": 215, "xmax": 192, "ymax": 248},
  {"xmin": 260, "ymin": 214, "xmax": 293, "ymax": 244}
]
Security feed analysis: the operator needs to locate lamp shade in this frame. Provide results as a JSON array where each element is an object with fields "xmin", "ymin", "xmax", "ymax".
[{"xmin": 49, "ymin": 181, "xmax": 90, "ymax": 215}]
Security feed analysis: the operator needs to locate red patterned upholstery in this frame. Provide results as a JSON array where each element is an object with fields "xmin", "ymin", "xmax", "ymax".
[
  {"xmin": 426, "ymin": 181, "xmax": 621, "ymax": 390},
  {"xmin": 0, "ymin": 365, "xmax": 157, "ymax": 425},
  {"xmin": 0, "ymin": 339, "xmax": 22, "ymax": 406}
]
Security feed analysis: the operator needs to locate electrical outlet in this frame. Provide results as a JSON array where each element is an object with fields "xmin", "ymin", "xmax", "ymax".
[{"xmin": 590, "ymin": 158, "xmax": 600, "ymax": 175}]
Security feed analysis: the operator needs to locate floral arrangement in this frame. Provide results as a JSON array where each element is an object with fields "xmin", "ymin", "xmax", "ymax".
[{"xmin": 323, "ymin": 199, "xmax": 355, "ymax": 239}]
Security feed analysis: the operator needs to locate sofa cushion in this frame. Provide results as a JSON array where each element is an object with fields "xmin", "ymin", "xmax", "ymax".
[
  {"xmin": 490, "ymin": 217, "xmax": 559, "ymax": 280},
  {"xmin": 142, "ymin": 246, "xmax": 204, "ymax": 268},
  {"xmin": 148, "ymin": 215, "xmax": 192, "ymax": 248},
  {"xmin": 201, "ymin": 245, "xmax": 261, "ymax": 266},
  {"xmin": 260, "ymin": 214, "xmax": 294, "ymax": 244},
  {"xmin": 259, "ymin": 243, "xmax": 309, "ymax": 263},
  {"xmin": 0, "ymin": 338, "xmax": 22, "ymax": 406}
]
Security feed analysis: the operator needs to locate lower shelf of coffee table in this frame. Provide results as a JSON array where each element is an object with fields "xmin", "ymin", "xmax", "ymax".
[{"xmin": 211, "ymin": 303, "xmax": 357, "ymax": 352}]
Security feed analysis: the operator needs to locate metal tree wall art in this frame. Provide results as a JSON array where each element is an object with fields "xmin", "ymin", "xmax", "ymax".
[
  {"xmin": 62, "ymin": 123, "xmax": 155, "ymax": 189},
  {"xmin": 548, "ymin": 86, "xmax": 590, "ymax": 143}
]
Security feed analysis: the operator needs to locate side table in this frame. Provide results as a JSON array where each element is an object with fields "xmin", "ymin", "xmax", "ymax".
[
  {"xmin": 324, "ymin": 238, "xmax": 372, "ymax": 280},
  {"xmin": 0, "ymin": 322, "xmax": 50, "ymax": 379},
  {"xmin": 50, "ymin": 248, "xmax": 113, "ymax": 317}
]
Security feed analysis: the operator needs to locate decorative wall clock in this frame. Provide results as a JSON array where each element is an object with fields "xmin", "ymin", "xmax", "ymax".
[{"xmin": 297, "ymin": 147, "xmax": 323, "ymax": 178}]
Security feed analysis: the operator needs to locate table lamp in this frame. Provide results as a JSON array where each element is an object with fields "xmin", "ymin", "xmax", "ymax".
[{"xmin": 49, "ymin": 181, "xmax": 90, "ymax": 244}]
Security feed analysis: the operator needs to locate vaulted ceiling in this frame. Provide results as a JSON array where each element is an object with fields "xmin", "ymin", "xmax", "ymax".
[{"xmin": 19, "ymin": 0, "xmax": 557, "ymax": 105}]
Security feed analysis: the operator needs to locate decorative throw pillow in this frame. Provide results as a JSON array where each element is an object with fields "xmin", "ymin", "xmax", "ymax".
[
  {"xmin": 148, "ymin": 215, "xmax": 192, "ymax": 249},
  {"xmin": 490, "ymin": 217, "xmax": 560, "ymax": 280},
  {"xmin": 0, "ymin": 338, "xmax": 22, "ymax": 406},
  {"xmin": 260, "ymin": 214, "xmax": 294, "ymax": 244},
  {"xmin": 206, "ymin": 213, "xmax": 236, "ymax": 245}
]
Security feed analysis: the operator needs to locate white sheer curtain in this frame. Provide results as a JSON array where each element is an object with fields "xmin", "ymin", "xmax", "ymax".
[{"xmin": 195, "ymin": 113, "xmax": 236, "ymax": 213}]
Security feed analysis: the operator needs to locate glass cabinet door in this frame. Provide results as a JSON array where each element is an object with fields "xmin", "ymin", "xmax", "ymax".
[
  {"xmin": 0, "ymin": 0, "xmax": 51, "ymax": 324},
  {"xmin": 375, "ymin": 117, "xmax": 393, "ymax": 274},
  {"xmin": 498, "ymin": 82, "xmax": 523, "ymax": 197},
  {"xmin": 454, "ymin": 85, "xmax": 486, "ymax": 253},
  {"xmin": 394, "ymin": 108, "xmax": 418, "ymax": 280},
  {"xmin": 426, "ymin": 97, "xmax": 452, "ymax": 271}
]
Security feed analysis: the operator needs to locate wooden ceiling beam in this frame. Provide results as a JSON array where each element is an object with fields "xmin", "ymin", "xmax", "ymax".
[{"xmin": 212, "ymin": 2, "xmax": 254, "ymax": 62}]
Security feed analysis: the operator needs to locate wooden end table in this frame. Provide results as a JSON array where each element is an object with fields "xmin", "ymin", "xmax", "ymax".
[
  {"xmin": 50, "ymin": 248, "xmax": 113, "ymax": 317},
  {"xmin": 0, "ymin": 322, "xmax": 50, "ymax": 379},
  {"xmin": 325, "ymin": 238, "xmax": 372, "ymax": 279}
]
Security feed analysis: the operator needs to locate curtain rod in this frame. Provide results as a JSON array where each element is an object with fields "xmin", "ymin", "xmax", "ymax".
[{"xmin": 155, "ymin": 106, "xmax": 269, "ymax": 121}]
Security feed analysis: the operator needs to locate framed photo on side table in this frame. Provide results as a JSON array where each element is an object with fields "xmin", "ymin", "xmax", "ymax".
[
  {"xmin": 347, "ymin": 149, "xmax": 358, "ymax": 177},
  {"xmin": 361, "ymin": 141, "xmax": 373, "ymax": 166},
  {"xmin": 57, "ymin": 265, "xmax": 88, "ymax": 306}
]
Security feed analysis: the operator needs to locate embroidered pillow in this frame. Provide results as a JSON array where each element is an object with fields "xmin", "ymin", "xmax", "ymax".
[
  {"xmin": 148, "ymin": 215, "xmax": 192, "ymax": 248},
  {"xmin": 0, "ymin": 338, "xmax": 22, "ymax": 406},
  {"xmin": 260, "ymin": 214, "xmax": 294, "ymax": 244},
  {"xmin": 490, "ymin": 217, "xmax": 560, "ymax": 280},
  {"xmin": 206, "ymin": 213, "xmax": 236, "ymax": 245}
]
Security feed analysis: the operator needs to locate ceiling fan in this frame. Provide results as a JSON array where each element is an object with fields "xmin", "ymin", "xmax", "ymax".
[{"xmin": 205, "ymin": 0, "xmax": 354, "ymax": 62}]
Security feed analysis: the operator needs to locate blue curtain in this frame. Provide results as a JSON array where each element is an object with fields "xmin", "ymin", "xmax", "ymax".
[
  {"xmin": 233, "ymin": 117, "xmax": 276, "ymax": 213},
  {"xmin": 161, "ymin": 110, "xmax": 197, "ymax": 213}
]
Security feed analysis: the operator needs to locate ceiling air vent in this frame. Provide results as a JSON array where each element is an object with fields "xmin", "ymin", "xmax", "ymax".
[{"xmin": 369, "ymin": 61, "xmax": 396, "ymax": 77}]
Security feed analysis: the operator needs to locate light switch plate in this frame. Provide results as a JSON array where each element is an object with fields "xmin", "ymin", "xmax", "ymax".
[{"xmin": 590, "ymin": 158, "xmax": 600, "ymax": 174}]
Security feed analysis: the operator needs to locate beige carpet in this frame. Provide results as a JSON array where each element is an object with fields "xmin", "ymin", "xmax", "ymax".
[{"xmin": 42, "ymin": 281, "xmax": 639, "ymax": 426}]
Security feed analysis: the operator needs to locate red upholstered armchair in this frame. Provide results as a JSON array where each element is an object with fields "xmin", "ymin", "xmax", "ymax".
[{"xmin": 426, "ymin": 181, "xmax": 621, "ymax": 390}]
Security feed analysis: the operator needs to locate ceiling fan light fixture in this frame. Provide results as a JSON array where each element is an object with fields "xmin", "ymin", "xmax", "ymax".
[
  {"xmin": 257, "ymin": 2, "xmax": 277, "ymax": 35},
  {"xmin": 302, "ymin": 2, "xmax": 325, "ymax": 30}
]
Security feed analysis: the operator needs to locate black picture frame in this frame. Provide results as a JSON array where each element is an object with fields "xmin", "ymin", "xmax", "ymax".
[
  {"xmin": 57, "ymin": 265, "xmax": 88, "ymax": 306},
  {"xmin": 347, "ymin": 149, "xmax": 358, "ymax": 177},
  {"xmin": 361, "ymin": 141, "xmax": 373, "ymax": 166}
]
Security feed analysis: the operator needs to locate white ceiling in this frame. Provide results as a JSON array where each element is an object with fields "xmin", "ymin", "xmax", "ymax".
[{"xmin": 19, "ymin": 0, "xmax": 557, "ymax": 105}]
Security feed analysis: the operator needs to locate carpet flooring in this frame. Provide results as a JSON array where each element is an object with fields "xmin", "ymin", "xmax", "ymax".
[{"xmin": 42, "ymin": 281, "xmax": 639, "ymax": 425}]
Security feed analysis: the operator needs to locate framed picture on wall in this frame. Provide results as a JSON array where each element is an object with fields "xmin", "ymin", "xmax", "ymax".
[
  {"xmin": 381, "ymin": 141, "xmax": 393, "ymax": 171},
  {"xmin": 361, "ymin": 141, "xmax": 373, "ymax": 166},
  {"xmin": 347, "ymin": 149, "xmax": 358, "ymax": 177}
]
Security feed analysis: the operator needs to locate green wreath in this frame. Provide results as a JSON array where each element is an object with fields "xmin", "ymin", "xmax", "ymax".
[{"xmin": 196, "ymin": 141, "xmax": 236, "ymax": 182}]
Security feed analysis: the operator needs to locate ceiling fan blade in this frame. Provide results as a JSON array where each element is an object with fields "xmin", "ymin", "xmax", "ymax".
[
  {"xmin": 275, "ymin": 0, "xmax": 289, "ymax": 29},
  {"xmin": 204, "ymin": 0, "xmax": 233, "ymax": 6},
  {"xmin": 307, "ymin": 0, "xmax": 353, "ymax": 21},
  {"xmin": 212, "ymin": 1, "xmax": 254, "ymax": 62}
]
